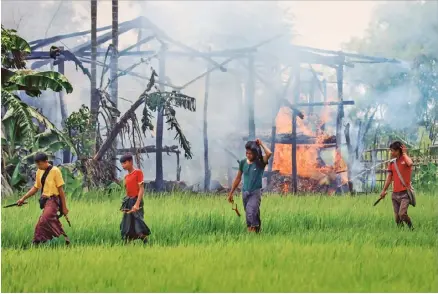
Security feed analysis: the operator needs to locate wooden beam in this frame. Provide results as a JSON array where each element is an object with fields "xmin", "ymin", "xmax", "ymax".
[
  {"xmin": 322, "ymin": 79, "xmax": 327, "ymax": 102},
  {"xmin": 335, "ymin": 58, "xmax": 345, "ymax": 194},
  {"xmin": 292, "ymin": 63, "xmax": 300, "ymax": 194},
  {"xmin": 203, "ymin": 51, "xmax": 212, "ymax": 192},
  {"xmin": 178, "ymin": 53, "xmax": 245, "ymax": 90},
  {"xmin": 344, "ymin": 123, "xmax": 354, "ymax": 194},
  {"xmin": 176, "ymin": 152, "xmax": 181, "ymax": 181},
  {"xmin": 293, "ymin": 101, "xmax": 354, "ymax": 107},
  {"xmin": 117, "ymin": 145, "xmax": 180, "ymax": 154},
  {"xmin": 109, "ymin": 0, "xmax": 119, "ymax": 178},
  {"xmin": 309, "ymin": 76, "xmax": 315, "ymax": 114},
  {"xmin": 155, "ymin": 48, "xmax": 166, "ymax": 191},
  {"xmin": 244, "ymin": 134, "xmax": 336, "ymax": 145},
  {"xmin": 119, "ymin": 35, "xmax": 156, "ymax": 55},
  {"xmin": 90, "ymin": 0, "xmax": 99, "ymax": 155},
  {"xmin": 29, "ymin": 17, "xmax": 139, "ymax": 49},
  {"xmin": 292, "ymin": 44, "xmax": 401, "ymax": 64},
  {"xmin": 58, "ymin": 46, "xmax": 70, "ymax": 164},
  {"xmin": 247, "ymin": 55, "xmax": 256, "ymax": 140}
]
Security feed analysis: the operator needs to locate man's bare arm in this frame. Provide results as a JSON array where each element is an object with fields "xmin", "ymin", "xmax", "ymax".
[
  {"xmin": 380, "ymin": 173, "xmax": 393, "ymax": 197},
  {"xmin": 402, "ymin": 154, "xmax": 413, "ymax": 167},
  {"xmin": 230, "ymin": 171, "xmax": 242, "ymax": 195},
  {"xmin": 18, "ymin": 186, "xmax": 39, "ymax": 204},
  {"xmin": 401, "ymin": 145, "xmax": 413, "ymax": 167},
  {"xmin": 136, "ymin": 185, "xmax": 145, "ymax": 207},
  {"xmin": 259, "ymin": 142, "xmax": 272, "ymax": 164}
]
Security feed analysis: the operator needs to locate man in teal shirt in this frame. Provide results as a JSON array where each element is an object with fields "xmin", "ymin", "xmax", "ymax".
[{"xmin": 228, "ymin": 139, "xmax": 272, "ymax": 232}]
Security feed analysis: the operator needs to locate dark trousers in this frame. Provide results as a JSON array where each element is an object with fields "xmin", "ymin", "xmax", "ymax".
[
  {"xmin": 242, "ymin": 189, "xmax": 262, "ymax": 230},
  {"xmin": 392, "ymin": 191, "xmax": 413, "ymax": 228}
]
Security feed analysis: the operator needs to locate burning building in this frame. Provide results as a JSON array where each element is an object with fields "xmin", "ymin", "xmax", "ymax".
[{"xmin": 240, "ymin": 83, "xmax": 351, "ymax": 195}]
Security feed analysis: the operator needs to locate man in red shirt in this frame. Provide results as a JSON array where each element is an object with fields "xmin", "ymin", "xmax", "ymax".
[
  {"xmin": 380, "ymin": 141, "xmax": 414, "ymax": 229},
  {"xmin": 119, "ymin": 154, "xmax": 151, "ymax": 243}
]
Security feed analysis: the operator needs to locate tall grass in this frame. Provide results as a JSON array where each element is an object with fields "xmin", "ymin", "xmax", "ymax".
[{"xmin": 2, "ymin": 192, "xmax": 437, "ymax": 292}]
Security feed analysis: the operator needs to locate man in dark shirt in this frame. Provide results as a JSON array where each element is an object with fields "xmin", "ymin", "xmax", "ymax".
[{"xmin": 228, "ymin": 139, "xmax": 272, "ymax": 233}]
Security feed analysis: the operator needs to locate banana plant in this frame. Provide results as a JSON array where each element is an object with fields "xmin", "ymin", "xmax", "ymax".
[{"xmin": 1, "ymin": 26, "xmax": 76, "ymax": 190}]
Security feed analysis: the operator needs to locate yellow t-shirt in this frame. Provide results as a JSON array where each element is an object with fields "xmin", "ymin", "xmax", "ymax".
[{"xmin": 34, "ymin": 166, "xmax": 65, "ymax": 197}]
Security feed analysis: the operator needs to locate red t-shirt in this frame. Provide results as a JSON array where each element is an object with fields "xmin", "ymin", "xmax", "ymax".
[
  {"xmin": 387, "ymin": 158, "xmax": 412, "ymax": 192},
  {"xmin": 124, "ymin": 169, "xmax": 144, "ymax": 197}
]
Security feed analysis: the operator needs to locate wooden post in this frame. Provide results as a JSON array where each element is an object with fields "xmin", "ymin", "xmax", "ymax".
[
  {"xmin": 344, "ymin": 123, "xmax": 354, "ymax": 194},
  {"xmin": 176, "ymin": 151, "xmax": 181, "ymax": 182},
  {"xmin": 58, "ymin": 46, "xmax": 70, "ymax": 163},
  {"xmin": 291, "ymin": 63, "xmax": 300, "ymax": 194},
  {"xmin": 109, "ymin": 0, "xmax": 119, "ymax": 176},
  {"xmin": 203, "ymin": 51, "xmax": 212, "ymax": 192},
  {"xmin": 247, "ymin": 55, "xmax": 256, "ymax": 140},
  {"xmin": 309, "ymin": 76, "xmax": 315, "ymax": 115},
  {"xmin": 137, "ymin": 29, "xmax": 142, "ymax": 52},
  {"xmin": 322, "ymin": 78, "xmax": 327, "ymax": 102},
  {"xmin": 90, "ymin": 0, "xmax": 99, "ymax": 155},
  {"xmin": 155, "ymin": 49, "xmax": 166, "ymax": 191},
  {"xmin": 268, "ymin": 104, "xmax": 278, "ymax": 183},
  {"xmin": 335, "ymin": 59, "xmax": 344, "ymax": 193}
]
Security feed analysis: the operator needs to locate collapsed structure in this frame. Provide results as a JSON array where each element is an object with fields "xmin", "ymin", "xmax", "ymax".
[{"xmin": 25, "ymin": 16, "xmax": 401, "ymax": 194}]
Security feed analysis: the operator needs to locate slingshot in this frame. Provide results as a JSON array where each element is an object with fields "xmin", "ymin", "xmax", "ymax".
[{"xmin": 231, "ymin": 202, "xmax": 241, "ymax": 217}]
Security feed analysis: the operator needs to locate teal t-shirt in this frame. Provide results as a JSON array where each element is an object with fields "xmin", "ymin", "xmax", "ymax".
[{"xmin": 239, "ymin": 159, "xmax": 265, "ymax": 192}]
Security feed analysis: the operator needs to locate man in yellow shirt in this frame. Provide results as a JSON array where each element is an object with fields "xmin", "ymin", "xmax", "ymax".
[{"xmin": 17, "ymin": 153, "xmax": 70, "ymax": 245}]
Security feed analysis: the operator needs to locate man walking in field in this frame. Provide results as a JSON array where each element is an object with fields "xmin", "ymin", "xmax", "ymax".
[
  {"xmin": 119, "ymin": 154, "xmax": 151, "ymax": 244},
  {"xmin": 228, "ymin": 139, "xmax": 272, "ymax": 233},
  {"xmin": 17, "ymin": 153, "xmax": 70, "ymax": 245},
  {"xmin": 380, "ymin": 141, "xmax": 415, "ymax": 229}
]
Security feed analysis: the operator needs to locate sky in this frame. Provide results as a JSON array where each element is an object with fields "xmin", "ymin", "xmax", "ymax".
[{"xmin": 284, "ymin": 1, "xmax": 377, "ymax": 50}]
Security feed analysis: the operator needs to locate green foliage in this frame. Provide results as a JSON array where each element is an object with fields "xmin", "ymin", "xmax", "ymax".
[
  {"xmin": 344, "ymin": 1, "xmax": 438, "ymax": 146},
  {"xmin": 1, "ymin": 26, "xmax": 31, "ymax": 69},
  {"xmin": 3, "ymin": 70, "xmax": 74, "ymax": 96},
  {"xmin": 59, "ymin": 165, "xmax": 84, "ymax": 199},
  {"xmin": 64, "ymin": 104, "xmax": 93, "ymax": 157},
  {"xmin": 413, "ymin": 163, "xmax": 438, "ymax": 190},
  {"xmin": 1, "ymin": 25, "xmax": 75, "ymax": 190},
  {"xmin": 142, "ymin": 91, "xmax": 197, "ymax": 159}
]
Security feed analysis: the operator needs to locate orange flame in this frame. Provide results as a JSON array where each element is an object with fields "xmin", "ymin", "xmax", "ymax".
[{"xmin": 272, "ymin": 95, "xmax": 349, "ymax": 188}]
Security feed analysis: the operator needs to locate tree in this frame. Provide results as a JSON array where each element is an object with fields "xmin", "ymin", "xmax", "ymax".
[
  {"xmin": 343, "ymin": 1, "xmax": 438, "ymax": 146},
  {"xmin": 1, "ymin": 26, "xmax": 74, "ymax": 191},
  {"xmin": 87, "ymin": 70, "xmax": 197, "ymax": 189}
]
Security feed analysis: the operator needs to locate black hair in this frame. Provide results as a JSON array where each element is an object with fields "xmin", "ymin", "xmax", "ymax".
[
  {"xmin": 34, "ymin": 153, "xmax": 48, "ymax": 163},
  {"xmin": 389, "ymin": 141, "xmax": 403, "ymax": 154},
  {"xmin": 245, "ymin": 141, "xmax": 265, "ymax": 169},
  {"xmin": 120, "ymin": 153, "xmax": 133, "ymax": 163}
]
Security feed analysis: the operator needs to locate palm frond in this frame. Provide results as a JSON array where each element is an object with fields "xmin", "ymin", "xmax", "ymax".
[
  {"xmin": 163, "ymin": 104, "xmax": 193, "ymax": 159},
  {"xmin": 1, "ymin": 89, "xmax": 37, "ymax": 144},
  {"xmin": 6, "ymin": 70, "xmax": 73, "ymax": 94},
  {"xmin": 1, "ymin": 89, "xmax": 76, "ymax": 154}
]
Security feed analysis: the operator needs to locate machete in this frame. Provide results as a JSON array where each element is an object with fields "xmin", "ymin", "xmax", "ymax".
[
  {"xmin": 373, "ymin": 197, "xmax": 383, "ymax": 206},
  {"xmin": 3, "ymin": 202, "xmax": 28, "ymax": 208}
]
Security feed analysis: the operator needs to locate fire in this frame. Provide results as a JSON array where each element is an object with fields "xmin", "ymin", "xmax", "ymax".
[{"xmin": 272, "ymin": 104, "xmax": 349, "ymax": 188}]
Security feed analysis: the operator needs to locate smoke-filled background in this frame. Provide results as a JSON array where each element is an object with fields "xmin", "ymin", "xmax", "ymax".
[{"xmin": 2, "ymin": 0, "xmax": 437, "ymax": 187}]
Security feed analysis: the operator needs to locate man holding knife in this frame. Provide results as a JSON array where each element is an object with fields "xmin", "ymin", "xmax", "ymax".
[
  {"xmin": 17, "ymin": 153, "xmax": 70, "ymax": 245},
  {"xmin": 379, "ymin": 141, "xmax": 415, "ymax": 229}
]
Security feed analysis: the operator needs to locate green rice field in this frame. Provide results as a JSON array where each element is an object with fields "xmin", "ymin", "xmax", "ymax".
[{"xmin": 2, "ymin": 192, "xmax": 438, "ymax": 292}]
